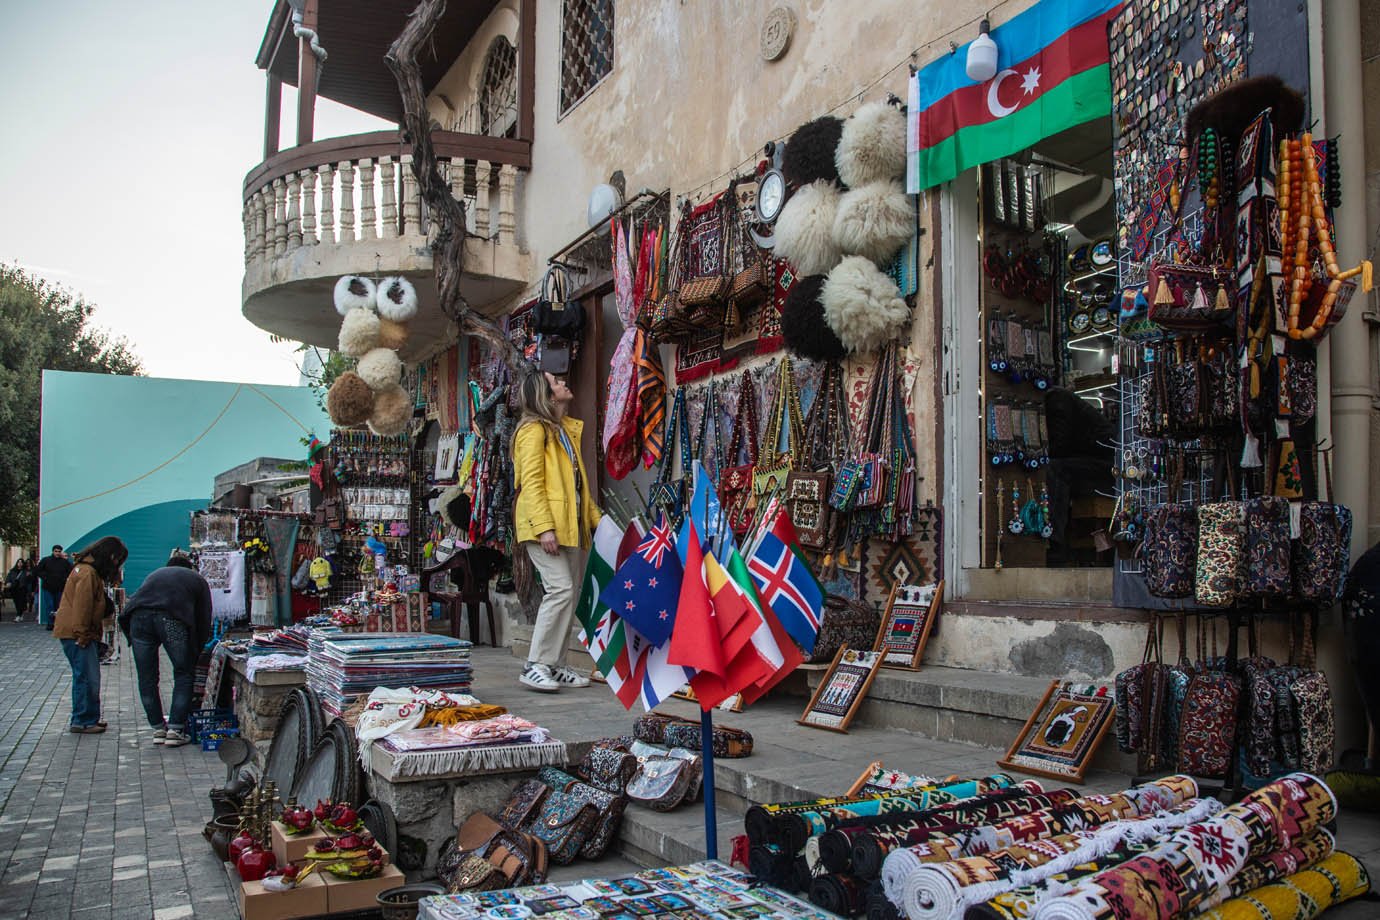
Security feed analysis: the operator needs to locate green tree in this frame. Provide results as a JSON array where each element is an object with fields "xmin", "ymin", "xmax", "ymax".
[{"xmin": 0, "ymin": 265, "xmax": 143, "ymax": 544}]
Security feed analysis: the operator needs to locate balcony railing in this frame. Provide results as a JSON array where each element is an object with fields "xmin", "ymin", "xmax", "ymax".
[{"xmin": 242, "ymin": 130, "xmax": 530, "ymax": 266}]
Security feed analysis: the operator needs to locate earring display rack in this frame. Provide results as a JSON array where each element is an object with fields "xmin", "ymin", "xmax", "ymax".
[{"xmin": 322, "ymin": 429, "xmax": 420, "ymax": 604}]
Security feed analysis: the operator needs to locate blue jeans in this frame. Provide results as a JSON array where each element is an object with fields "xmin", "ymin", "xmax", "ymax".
[
  {"xmin": 39, "ymin": 588, "xmax": 59, "ymax": 626},
  {"xmin": 60, "ymin": 639, "xmax": 101, "ymax": 727},
  {"xmin": 131, "ymin": 612, "xmax": 197, "ymax": 731}
]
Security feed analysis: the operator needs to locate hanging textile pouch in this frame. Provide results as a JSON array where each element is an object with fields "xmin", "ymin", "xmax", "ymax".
[
  {"xmin": 1141, "ymin": 504, "xmax": 1198, "ymax": 599},
  {"xmin": 1243, "ymin": 495, "xmax": 1292, "ymax": 600},
  {"xmin": 785, "ymin": 471, "xmax": 833, "ymax": 550},
  {"xmin": 1194, "ymin": 460, "xmax": 1244, "ymax": 608},
  {"xmin": 1177, "ymin": 619, "xmax": 1241, "ymax": 778},
  {"xmin": 528, "ymin": 792, "xmax": 599, "ymax": 865},
  {"xmin": 1146, "ymin": 261, "xmax": 1237, "ymax": 331},
  {"xmin": 1293, "ymin": 452, "xmax": 1352, "ymax": 605}
]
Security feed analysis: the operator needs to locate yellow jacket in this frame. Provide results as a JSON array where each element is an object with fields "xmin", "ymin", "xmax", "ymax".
[{"xmin": 513, "ymin": 417, "xmax": 601, "ymax": 547}]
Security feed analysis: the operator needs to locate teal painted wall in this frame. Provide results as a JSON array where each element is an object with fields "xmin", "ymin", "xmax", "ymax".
[{"xmin": 40, "ymin": 372, "xmax": 330, "ymax": 592}]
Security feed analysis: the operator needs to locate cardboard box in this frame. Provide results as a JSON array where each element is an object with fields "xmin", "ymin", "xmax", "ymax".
[
  {"xmin": 270, "ymin": 822, "xmax": 329, "ymax": 865},
  {"xmin": 322, "ymin": 863, "xmax": 406, "ymax": 913},
  {"xmin": 238, "ymin": 873, "xmax": 327, "ymax": 920}
]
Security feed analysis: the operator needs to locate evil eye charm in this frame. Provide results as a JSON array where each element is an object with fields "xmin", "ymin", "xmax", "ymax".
[
  {"xmin": 992, "ymin": 454, "xmax": 1004, "ymax": 466},
  {"xmin": 1034, "ymin": 375, "xmax": 1050, "ymax": 390},
  {"xmin": 1009, "ymin": 520, "xmax": 1025, "ymax": 535},
  {"xmin": 996, "ymin": 359, "xmax": 1010, "ymax": 372},
  {"xmin": 1041, "ymin": 524, "xmax": 1054, "ymax": 539}
]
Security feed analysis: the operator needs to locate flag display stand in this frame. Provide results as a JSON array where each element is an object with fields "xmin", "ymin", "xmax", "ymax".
[{"xmin": 699, "ymin": 708, "xmax": 719, "ymax": 860}]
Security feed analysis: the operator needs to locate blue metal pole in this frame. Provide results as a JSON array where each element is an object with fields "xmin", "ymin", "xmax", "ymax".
[{"xmin": 700, "ymin": 706, "xmax": 718, "ymax": 860}]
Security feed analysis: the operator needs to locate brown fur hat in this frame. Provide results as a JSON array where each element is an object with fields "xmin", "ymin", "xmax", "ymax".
[
  {"xmin": 376, "ymin": 317, "xmax": 410, "ymax": 351},
  {"xmin": 367, "ymin": 384, "xmax": 412, "ymax": 437},
  {"xmin": 326, "ymin": 372, "xmax": 374, "ymax": 427}
]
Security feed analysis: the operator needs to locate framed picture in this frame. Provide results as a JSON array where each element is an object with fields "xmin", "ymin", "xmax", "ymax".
[
  {"xmin": 797, "ymin": 647, "xmax": 883, "ymax": 733},
  {"xmin": 997, "ymin": 680, "xmax": 1116, "ymax": 783},
  {"xmin": 434, "ymin": 433, "xmax": 461, "ymax": 480},
  {"xmin": 873, "ymin": 580, "xmax": 944, "ymax": 669}
]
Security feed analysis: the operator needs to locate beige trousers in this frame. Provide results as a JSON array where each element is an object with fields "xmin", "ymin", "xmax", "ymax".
[{"xmin": 524, "ymin": 543, "xmax": 585, "ymax": 667}]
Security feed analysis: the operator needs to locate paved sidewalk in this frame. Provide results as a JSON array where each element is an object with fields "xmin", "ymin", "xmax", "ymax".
[{"xmin": 0, "ymin": 620, "xmax": 237, "ymax": 919}]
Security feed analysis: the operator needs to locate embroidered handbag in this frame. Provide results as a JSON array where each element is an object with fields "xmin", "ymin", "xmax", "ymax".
[
  {"xmin": 566, "ymin": 781, "xmax": 628, "ymax": 859},
  {"xmin": 529, "ymin": 791, "xmax": 600, "ymax": 865},
  {"xmin": 720, "ymin": 372, "xmax": 760, "ymax": 534},
  {"xmin": 536, "ymin": 767, "xmax": 580, "ymax": 792},
  {"xmin": 627, "ymin": 756, "xmax": 699, "ymax": 812},
  {"xmin": 445, "ymin": 853, "xmax": 504, "ymax": 893},
  {"xmin": 809, "ymin": 595, "xmax": 882, "ymax": 664},
  {"xmin": 1167, "ymin": 344, "xmax": 1204, "ymax": 434},
  {"xmin": 533, "ymin": 264, "xmax": 585, "ymax": 338},
  {"xmin": 1142, "ymin": 504, "xmax": 1198, "ymax": 599},
  {"xmin": 632, "ymin": 712, "xmax": 688, "ymax": 745},
  {"xmin": 576, "ymin": 746, "xmax": 637, "ymax": 794},
  {"xmin": 650, "ymin": 388, "xmax": 692, "ymax": 529},
  {"xmin": 497, "ymin": 779, "xmax": 549, "ymax": 831},
  {"xmin": 1160, "ymin": 615, "xmax": 1195, "ymax": 770},
  {"xmin": 785, "ymin": 471, "xmax": 833, "ymax": 550},
  {"xmin": 1113, "ymin": 620, "xmax": 1169, "ymax": 773},
  {"xmin": 1243, "ymin": 495, "xmax": 1292, "ymax": 599},
  {"xmin": 728, "ymin": 177, "xmax": 771, "ymax": 315},
  {"xmin": 676, "ymin": 194, "xmax": 730, "ymax": 308},
  {"xmin": 1290, "ymin": 671, "xmax": 1334, "ymax": 774},
  {"xmin": 663, "ymin": 722, "xmax": 754, "ymax": 758},
  {"xmin": 1177, "ymin": 618, "xmax": 1240, "ymax": 778},
  {"xmin": 1147, "ymin": 260, "xmax": 1236, "ymax": 331},
  {"xmin": 1195, "ymin": 464, "xmax": 1244, "ymax": 607},
  {"xmin": 1294, "ymin": 454, "xmax": 1352, "ymax": 605},
  {"xmin": 829, "ymin": 457, "xmax": 866, "ymax": 512}
]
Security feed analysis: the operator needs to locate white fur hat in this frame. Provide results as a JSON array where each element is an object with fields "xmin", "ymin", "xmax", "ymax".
[
  {"xmin": 773, "ymin": 180, "xmax": 843, "ymax": 277},
  {"xmin": 338, "ymin": 307, "xmax": 381, "ymax": 356},
  {"xmin": 376, "ymin": 276, "xmax": 419, "ymax": 322},
  {"xmin": 367, "ymin": 384, "xmax": 412, "ymax": 437},
  {"xmin": 836, "ymin": 101, "xmax": 907, "ymax": 187},
  {"xmin": 821, "ymin": 256, "xmax": 911, "ymax": 354},
  {"xmin": 334, "ymin": 275, "xmax": 378, "ymax": 316},
  {"xmin": 832, "ymin": 180, "xmax": 914, "ymax": 265},
  {"xmin": 356, "ymin": 347, "xmax": 403, "ymax": 391}
]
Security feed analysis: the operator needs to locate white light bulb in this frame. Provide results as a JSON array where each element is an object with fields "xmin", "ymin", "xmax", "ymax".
[{"xmin": 966, "ymin": 20, "xmax": 999, "ymax": 83}]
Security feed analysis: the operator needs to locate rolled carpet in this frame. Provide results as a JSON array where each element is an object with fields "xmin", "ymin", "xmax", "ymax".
[
  {"xmin": 749, "ymin": 842, "xmax": 792, "ymax": 887},
  {"xmin": 777, "ymin": 774, "xmax": 1020, "ymax": 853},
  {"xmin": 1193, "ymin": 850, "xmax": 1370, "ymax": 920},
  {"xmin": 1030, "ymin": 772, "xmax": 1338, "ymax": 920},
  {"xmin": 791, "ymin": 854, "xmax": 814, "ymax": 893},
  {"xmin": 747, "ymin": 785, "xmax": 975, "ymax": 847},
  {"xmin": 810, "ymin": 872, "xmax": 868, "ymax": 916},
  {"xmin": 867, "ymin": 882, "xmax": 903, "ymax": 920},
  {"xmin": 821, "ymin": 785, "xmax": 1047, "ymax": 874},
  {"xmin": 855, "ymin": 788, "xmax": 1082, "ymax": 881},
  {"xmin": 889, "ymin": 797, "xmax": 1223, "ymax": 920},
  {"xmin": 964, "ymin": 830, "xmax": 1334, "ymax": 920}
]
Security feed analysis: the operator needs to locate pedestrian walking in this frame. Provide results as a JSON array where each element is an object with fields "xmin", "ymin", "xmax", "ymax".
[
  {"xmin": 5, "ymin": 559, "xmax": 34, "ymax": 621},
  {"xmin": 118, "ymin": 553, "xmax": 211, "ymax": 747},
  {"xmin": 511, "ymin": 370, "xmax": 601, "ymax": 693},
  {"xmin": 34, "ymin": 545, "xmax": 73, "ymax": 630},
  {"xmin": 53, "ymin": 536, "xmax": 127, "ymax": 734}
]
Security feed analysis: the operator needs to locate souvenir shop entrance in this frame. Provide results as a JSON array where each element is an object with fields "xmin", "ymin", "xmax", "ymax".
[{"xmin": 942, "ymin": 118, "xmax": 1120, "ymax": 597}]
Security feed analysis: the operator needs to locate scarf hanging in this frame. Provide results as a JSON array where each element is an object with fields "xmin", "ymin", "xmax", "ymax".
[{"xmin": 603, "ymin": 217, "xmax": 641, "ymax": 478}]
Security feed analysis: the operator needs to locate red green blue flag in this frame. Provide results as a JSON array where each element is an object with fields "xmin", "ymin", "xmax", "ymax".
[{"xmin": 907, "ymin": 0, "xmax": 1123, "ymax": 192}]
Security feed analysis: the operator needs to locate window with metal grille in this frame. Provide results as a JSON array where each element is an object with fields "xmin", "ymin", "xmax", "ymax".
[
  {"xmin": 480, "ymin": 36, "xmax": 518, "ymax": 138},
  {"xmin": 559, "ymin": 0, "xmax": 614, "ymax": 116}
]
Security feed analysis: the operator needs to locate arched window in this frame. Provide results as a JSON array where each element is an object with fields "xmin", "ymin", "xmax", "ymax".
[
  {"xmin": 559, "ymin": 0, "xmax": 614, "ymax": 116},
  {"xmin": 479, "ymin": 36, "xmax": 517, "ymax": 138}
]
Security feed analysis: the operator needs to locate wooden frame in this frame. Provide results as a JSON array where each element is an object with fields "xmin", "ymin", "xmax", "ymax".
[
  {"xmin": 673, "ymin": 685, "xmax": 744, "ymax": 713},
  {"xmin": 997, "ymin": 679, "xmax": 1116, "ymax": 784},
  {"xmin": 872, "ymin": 580, "xmax": 945, "ymax": 670},
  {"xmin": 797, "ymin": 647, "xmax": 884, "ymax": 733}
]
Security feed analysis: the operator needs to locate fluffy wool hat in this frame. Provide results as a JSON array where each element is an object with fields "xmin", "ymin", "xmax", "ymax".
[
  {"xmin": 438, "ymin": 483, "xmax": 470, "ymax": 529},
  {"xmin": 338, "ymin": 307, "xmax": 381, "ymax": 356},
  {"xmin": 376, "ymin": 276, "xmax": 419, "ymax": 322},
  {"xmin": 822, "ymin": 256, "xmax": 911, "ymax": 354},
  {"xmin": 774, "ymin": 181, "xmax": 843, "ymax": 277},
  {"xmin": 832, "ymin": 180, "xmax": 914, "ymax": 265},
  {"xmin": 376, "ymin": 317, "xmax": 410, "ymax": 351},
  {"xmin": 783, "ymin": 115, "xmax": 845, "ymax": 187},
  {"xmin": 781, "ymin": 274, "xmax": 847, "ymax": 362},
  {"xmin": 836, "ymin": 101, "xmax": 907, "ymax": 187},
  {"xmin": 334, "ymin": 275, "xmax": 377, "ymax": 316},
  {"xmin": 326, "ymin": 371, "xmax": 374, "ymax": 427},
  {"xmin": 367, "ymin": 384, "xmax": 412, "ymax": 437},
  {"xmin": 356, "ymin": 347, "xmax": 403, "ymax": 391}
]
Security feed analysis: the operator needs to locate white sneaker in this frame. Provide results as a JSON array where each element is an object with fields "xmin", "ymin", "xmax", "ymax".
[
  {"xmin": 550, "ymin": 665, "xmax": 591, "ymax": 688},
  {"xmin": 519, "ymin": 663, "xmax": 561, "ymax": 693},
  {"xmin": 162, "ymin": 729, "xmax": 192, "ymax": 748},
  {"xmin": 153, "ymin": 728, "xmax": 167, "ymax": 745}
]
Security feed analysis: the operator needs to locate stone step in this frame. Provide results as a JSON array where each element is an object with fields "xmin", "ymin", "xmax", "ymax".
[{"xmin": 805, "ymin": 663, "xmax": 1137, "ymax": 775}]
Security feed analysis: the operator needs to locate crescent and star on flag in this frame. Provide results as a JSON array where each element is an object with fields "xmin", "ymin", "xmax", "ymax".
[{"xmin": 986, "ymin": 65, "xmax": 1043, "ymax": 118}]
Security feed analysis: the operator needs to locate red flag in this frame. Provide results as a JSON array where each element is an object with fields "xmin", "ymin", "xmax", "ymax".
[
  {"xmin": 738, "ymin": 595, "xmax": 805, "ymax": 706},
  {"xmin": 687, "ymin": 551, "xmax": 770, "ymax": 709},
  {"xmin": 668, "ymin": 519, "xmax": 727, "ymax": 678}
]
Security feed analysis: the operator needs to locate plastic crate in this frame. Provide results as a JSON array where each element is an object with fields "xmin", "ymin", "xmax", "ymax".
[
  {"xmin": 200, "ymin": 728, "xmax": 240, "ymax": 752},
  {"xmin": 188, "ymin": 707, "xmax": 237, "ymax": 742}
]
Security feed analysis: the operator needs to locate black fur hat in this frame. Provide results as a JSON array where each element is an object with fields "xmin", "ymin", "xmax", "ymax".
[
  {"xmin": 782, "ymin": 274, "xmax": 847, "ymax": 361},
  {"xmin": 1184, "ymin": 76, "xmax": 1306, "ymax": 148},
  {"xmin": 783, "ymin": 116, "xmax": 846, "ymax": 187}
]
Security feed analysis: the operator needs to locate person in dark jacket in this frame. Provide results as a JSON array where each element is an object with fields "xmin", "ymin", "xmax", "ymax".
[
  {"xmin": 34, "ymin": 545, "xmax": 73, "ymax": 629},
  {"xmin": 119, "ymin": 553, "xmax": 212, "ymax": 748},
  {"xmin": 5, "ymin": 560, "xmax": 34, "ymax": 621}
]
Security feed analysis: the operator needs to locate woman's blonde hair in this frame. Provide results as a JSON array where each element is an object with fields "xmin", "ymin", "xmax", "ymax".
[{"xmin": 514, "ymin": 371, "xmax": 563, "ymax": 440}]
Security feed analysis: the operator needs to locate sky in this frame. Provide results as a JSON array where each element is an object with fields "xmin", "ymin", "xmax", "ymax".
[{"xmin": 0, "ymin": 1, "xmax": 389, "ymax": 386}]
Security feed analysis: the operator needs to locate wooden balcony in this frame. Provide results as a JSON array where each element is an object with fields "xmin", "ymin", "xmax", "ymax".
[{"xmin": 240, "ymin": 130, "xmax": 533, "ymax": 360}]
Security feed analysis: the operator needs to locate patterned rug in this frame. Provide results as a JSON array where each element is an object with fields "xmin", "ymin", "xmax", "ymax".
[
  {"xmin": 1029, "ymin": 773, "xmax": 1338, "ymax": 920},
  {"xmin": 1194, "ymin": 850, "xmax": 1370, "ymax": 920},
  {"xmin": 866, "ymin": 505, "xmax": 943, "ymax": 603}
]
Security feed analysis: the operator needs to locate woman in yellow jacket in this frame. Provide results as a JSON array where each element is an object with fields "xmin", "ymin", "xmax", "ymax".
[
  {"xmin": 53, "ymin": 536, "xmax": 127, "ymax": 733},
  {"xmin": 512, "ymin": 371, "xmax": 601, "ymax": 692}
]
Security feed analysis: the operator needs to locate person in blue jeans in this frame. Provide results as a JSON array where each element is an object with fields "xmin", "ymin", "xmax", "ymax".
[
  {"xmin": 118, "ymin": 553, "xmax": 212, "ymax": 748},
  {"xmin": 34, "ymin": 545, "xmax": 73, "ymax": 628},
  {"xmin": 52, "ymin": 537, "xmax": 127, "ymax": 733}
]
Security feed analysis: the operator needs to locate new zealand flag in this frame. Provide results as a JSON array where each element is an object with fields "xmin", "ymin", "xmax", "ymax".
[{"xmin": 598, "ymin": 516, "xmax": 683, "ymax": 647}]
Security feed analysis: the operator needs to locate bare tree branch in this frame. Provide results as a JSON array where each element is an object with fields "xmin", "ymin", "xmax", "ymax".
[{"xmin": 385, "ymin": 0, "xmax": 526, "ymax": 373}]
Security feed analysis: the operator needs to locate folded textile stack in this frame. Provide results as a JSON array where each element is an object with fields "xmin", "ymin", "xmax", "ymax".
[
  {"xmin": 248, "ymin": 622, "xmax": 320, "ymax": 655},
  {"xmin": 307, "ymin": 633, "xmax": 473, "ymax": 720},
  {"xmin": 378, "ymin": 715, "xmax": 566, "ymax": 778}
]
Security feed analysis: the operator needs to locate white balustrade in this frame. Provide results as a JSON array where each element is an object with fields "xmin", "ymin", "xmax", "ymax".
[{"xmin": 242, "ymin": 143, "xmax": 523, "ymax": 269}]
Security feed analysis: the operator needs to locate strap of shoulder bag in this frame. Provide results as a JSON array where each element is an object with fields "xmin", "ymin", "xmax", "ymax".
[{"xmin": 728, "ymin": 372, "xmax": 759, "ymax": 466}]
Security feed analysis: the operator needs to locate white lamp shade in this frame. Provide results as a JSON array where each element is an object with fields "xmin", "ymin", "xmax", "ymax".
[
  {"xmin": 966, "ymin": 29, "xmax": 999, "ymax": 83},
  {"xmin": 587, "ymin": 183, "xmax": 622, "ymax": 229}
]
